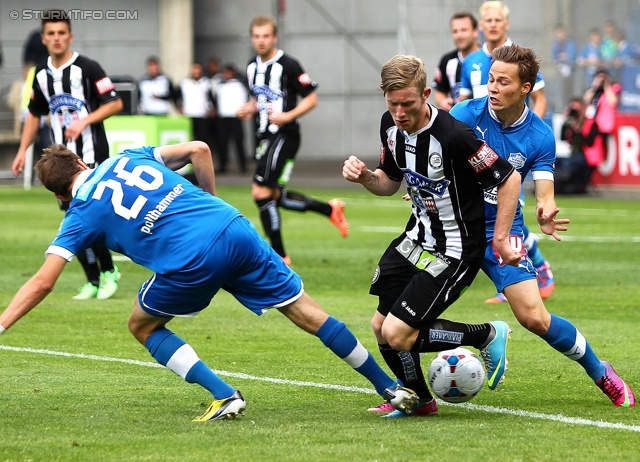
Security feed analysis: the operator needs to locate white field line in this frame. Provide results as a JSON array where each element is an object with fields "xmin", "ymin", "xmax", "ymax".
[{"xmin": 1, "ymin": 344, "xmax": 639, "ymax": 432}]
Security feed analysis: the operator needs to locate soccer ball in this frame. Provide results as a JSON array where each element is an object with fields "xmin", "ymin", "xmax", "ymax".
[{"xmin": 428, "ymin": 347, "xmax": 485, "ymax": 403}]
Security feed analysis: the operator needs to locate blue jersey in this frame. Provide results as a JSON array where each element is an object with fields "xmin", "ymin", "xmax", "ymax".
[
  {"xmin": 450, "ymin": 97, "xmax": 555, "ymax": 239},
  {"xmin": 47, "ymin": 146, "xmax": 241, "ymax": 274},
  {"xmin": 459, "ymin": 40, "xmax": 545, "ymax": 99}
]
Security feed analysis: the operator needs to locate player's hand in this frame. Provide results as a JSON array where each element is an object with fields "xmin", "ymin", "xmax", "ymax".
[
  {"xmin": 65, "ymin": 120, "xmax": 88, "ymax": 143},
  {"xmin": 537, "ymin": 206, "xmax": 570, "ymax": 241},
  {"xmin": 236, "ymin": 102, "xmax": 256, "ymax": 120},
  {"xmin": 493, "ymin": 237, "xmax": 522, "ymax": 267},
  {"xmin": 12, "ymin": 150, "xmax": 26, "ymax": 176},
  {"xmin": 268, "ymin": 111, "xmax": 291, "ymax": 126},
  {"xmin": 342, "ymin": 156, "xmax": 370, "ymax": 183}
]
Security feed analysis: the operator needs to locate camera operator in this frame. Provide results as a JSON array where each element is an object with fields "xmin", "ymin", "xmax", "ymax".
[
  {"xmin": 556, "ymin": 97, "xmax": 590, "ymax": 193},
  {"xmin": 581, "ymin": 68, "xmax": 621, "ymax": 170}
]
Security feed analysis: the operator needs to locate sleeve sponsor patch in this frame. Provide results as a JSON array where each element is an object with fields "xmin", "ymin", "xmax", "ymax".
[
  {"xmin": 298, "ymin": 73, "xmax": 313, "ymax": 86},
  {"xmin": 380, "ymin": 143, "xmax": 386, "ymax": 163},
  {"xmin": 96, "ymin": 76, "xmax": 115, "ymax": 95},
  {"xmin": 467, "ymin": 143, "xmax": 499, "ymax": 173}
]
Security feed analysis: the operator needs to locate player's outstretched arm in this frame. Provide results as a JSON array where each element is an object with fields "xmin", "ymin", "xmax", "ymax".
[
  {"xmin": 159, "ymin": 141, "xmax": 216, "ymax": 196},
  {"xmin": 0, "ymin": 255, "xmax": 67, "ymax": 334},
  {"xmin": 342, "ymin": 155, "xmax": 400, "ymax": 196},
  {"xmin": 535, "ymin": 179, "xmax": 570, "ymax": 241}
]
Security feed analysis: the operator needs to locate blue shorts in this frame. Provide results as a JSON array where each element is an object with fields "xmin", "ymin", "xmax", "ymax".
[
  {"xmin": 481, "ymin": 235, "xmax": 536, "ymax": 293},
  {"xmin": 138, "ymin": 216, "xmax": 303, "ymax": 317}
]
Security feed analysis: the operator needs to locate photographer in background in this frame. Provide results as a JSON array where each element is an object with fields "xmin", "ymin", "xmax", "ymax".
[
  {"xmin": 556, "ymin": 97, "xmax": 590, "ymax": 194},
  {"xmin": 581, "ymin": 68, "xmax": 621, "ymax": 175}
]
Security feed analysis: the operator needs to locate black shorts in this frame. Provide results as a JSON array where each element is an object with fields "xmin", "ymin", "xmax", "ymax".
[
  {"xmin": 370, "ymin": 234, "xmax": 482, "ymax": 329},
  {"xmin": 253, "ymin": 132, "xmax": 300, "ymax": 188}
]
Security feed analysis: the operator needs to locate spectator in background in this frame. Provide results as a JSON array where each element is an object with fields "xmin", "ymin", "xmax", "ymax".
[
  {"xmin": 432, "ymin": 11, "xmax": 480, "ymax": 111},
  {"xmin": 581, "ymin": 67, "xmax": 621, "ymax": 174},
  {"xmin": 600, "ymin": 21, "xmax": 619, "ymax": 65},
  {"xmin": 576, "ymin": 29, "xmax": 603, "ymax": 91},
  {"xmin": 138, "ymin": 56, "xmax": 177, "ymax": 116},
  {"xmin": 213, "ymin": 64, "xmax": 249, "ymax": 174},
  {"xmin": 177, "ymin": 63, "xmax": 216, "ymax": 162},
  {"xmin": 551, "ymin": 24, "xmax": 576, "ymax": 78},
  {"xmin": 206, "ymin": 56, "xmax": 223, "ymax": 167},
  {"xmin": 551, "ymin": 24, "xmax": 576, "ymax": 110},
  {"xmin": 8, "ymin": 62, "xmax": 51, "ymax": 151}
]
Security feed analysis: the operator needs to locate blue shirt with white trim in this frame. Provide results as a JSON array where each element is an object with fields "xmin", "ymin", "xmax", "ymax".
[
  {"xmin": 47, "ymin": 146, "xmax": 241, "ymax": 274},
  {"xmin": 450, "ymin": 97, "xmax": 556, "ymax": 239}
]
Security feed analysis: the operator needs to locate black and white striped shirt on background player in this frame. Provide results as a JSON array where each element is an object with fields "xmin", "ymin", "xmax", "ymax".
[
  {"xmin": 29, "ymin": 51, "xmax": 120, "ymax": 166},
  {"xmin": 246, "ymin": 49, "xmax": 317, "ymax": 137}
]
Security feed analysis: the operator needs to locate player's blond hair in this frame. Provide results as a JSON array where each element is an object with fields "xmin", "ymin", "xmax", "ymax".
[
  {"xmin": 479, "ymin": 1, "xmax": 510, "ymax": 21},
  {"xmin": 250, "ymin": 15, "xmax": 277, "ymax": 36},
  {"xmin": 380, "ymin": 55, "xmax": 427, "ymax": 96}
]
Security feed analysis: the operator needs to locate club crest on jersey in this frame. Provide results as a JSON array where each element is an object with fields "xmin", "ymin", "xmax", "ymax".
[
  {"xmin": 70, "ymin": 77, "xmax": 82, "ymax": 88},
  {"xmin": 252, "ymin": 84, "xmax": 282, "ymax": 100},
  {"xmin": 508, "ymin": 152, "xmax": 527, "ymax": 169},
  {"xmin": 428, "ymin": 152, "xmax": 442, "ymax": 169},
  {"xmin": 402, "ymin": 169, "xmax": 450, "ymax": 198},
  {"xmin": 467, "ymin": 144, "xmax": 499, "ymax": 173}
]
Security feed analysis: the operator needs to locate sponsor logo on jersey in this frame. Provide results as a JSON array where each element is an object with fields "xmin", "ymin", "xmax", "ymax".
[
  {"xmin": 475, "ymin": 125, "xmax": 488, "ymax": 140},
  {"xmin": 405, "ymin": 144, "xmax": 416, "ymax": 153},
  {"xmin": 50, "ymin": 94, "xmax": 85, "ymax": 113},
  {"xmin": 252, "ymin": 84, "xmax": 282, "ymax": 100},
  {"xmin": 467, "ymin": 144, "xmax": 499, "ymax": 173},
  {"xmin": 429, "ymin": 329, "xmax": 463, "ymax": 344},
  {"xmin": 70, "ymin": 77, "xmax": 82, "ymax": 89},
  {"xmin": 298, "ymin": 73, "xmax": 314, "ymax": 86},
  {"xmin": 484, "ymin": 186, "xmax": 498, "ymax": 204},
  {"xmin": 379, "ymin": 143, "xmax": 385, "ymax": 163},
  {"xmin": 428, "ymin": 152, "xmax": 442, "ymax": 169},
  {"xmin": 402, "ymin": 169, "xmax": 450, "ymax": 198},
  {"xmin": 508, "ymin": 152, "xmax": 527, "ymax": 169},
  {"xmin": 401, "ymin": 300, "xmax": 416, "ymax": 317},
  {"xmin": 95, "ymin": 76, "xmax": 115, "ymax": 95}
]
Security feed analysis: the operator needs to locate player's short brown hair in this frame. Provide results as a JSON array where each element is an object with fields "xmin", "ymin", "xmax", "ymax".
[
  {"xmin": 36, "ymin": 145, "xmax": 82, "ymax": 196},
  {"xmin": 492, "ymin": 45, "xmax": 539, "ymax": 93},
  {"xmin": 41, "ymin": 9, "xmax": 71, "ymax": 33}
]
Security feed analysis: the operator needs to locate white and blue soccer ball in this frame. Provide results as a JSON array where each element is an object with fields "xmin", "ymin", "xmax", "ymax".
[{"xmin": 428, "ymin": 347, "xmax": 485, "ymax": 403}]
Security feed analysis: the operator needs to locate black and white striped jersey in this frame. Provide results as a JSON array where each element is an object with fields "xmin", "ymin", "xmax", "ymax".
[
  {"xmin": 246, "ymin": 49, "xmax": 317, "ymax": 136},
  {"xmin": 377, "ymin": 105, "xmax": 514, "ymax": 261},
  {"xmin": 29, "ymin": 52, "xmax": 120, "ymax": 165},
  {"xmin": 432, "ymin": 49, "xmax": 464, "ymax": 104}
]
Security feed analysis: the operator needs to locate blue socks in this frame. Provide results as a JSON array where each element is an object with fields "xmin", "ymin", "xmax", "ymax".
[
  {"xmin": 316, "ymin": 316, "xmax": 395, "ymax": 396},
  {"xmin": 523, "ymin": 224, "xmax": 546, "ymax": 267},
  {"xmin": 146, "ymin": 328, "xmax": 235, "ymax": 399},
  {"xmin": 541, "ymin": 315, "xmax": 605, "ymax": 381}
]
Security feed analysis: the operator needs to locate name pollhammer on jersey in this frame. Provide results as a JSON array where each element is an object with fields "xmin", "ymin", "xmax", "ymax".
[{"xmin": 141, "ymin": 184, "xmax": 185, "ymax": 235}]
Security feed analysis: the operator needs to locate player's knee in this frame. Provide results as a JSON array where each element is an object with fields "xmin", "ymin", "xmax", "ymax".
[
  {"xmin": 381, "ymin": 324, "xmax": 412, "ymax": 351},
  {"xmin": 516, "ymin": 311, "xmax": 549, "ymax": 336}
]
